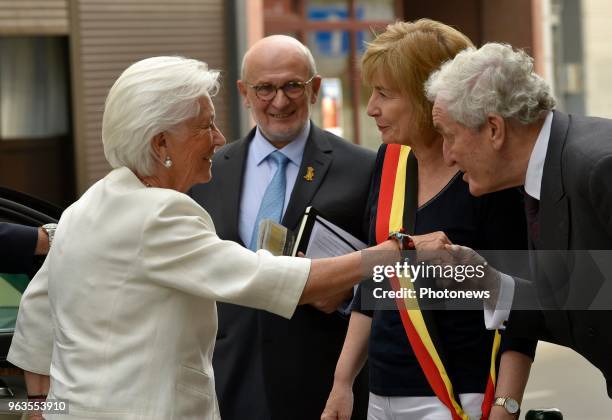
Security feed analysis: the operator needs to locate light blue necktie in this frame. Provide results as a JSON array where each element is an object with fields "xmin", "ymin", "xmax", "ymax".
[{"xmin": 249, "ymin": 151, "xmax": 290, "ymax": 250}]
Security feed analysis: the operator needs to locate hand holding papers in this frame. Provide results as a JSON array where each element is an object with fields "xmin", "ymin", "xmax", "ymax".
[
  {"xmin": 256, "ymin": 207, "xmax": 367, "ymax": 315},
  {"xmin": 292, "ymin": 208, "xmax": 367, "ymax": 314},
  {"xmin": 294, "ymin": 207, "xmax": 367, "ymax": 258},
  {"xmin": 256, "ymin": 207, "xmax": 367, "ymax": 257},
  {"xmin": 256, "ymin": 219, "xmax": 295, "ymax": 256}
]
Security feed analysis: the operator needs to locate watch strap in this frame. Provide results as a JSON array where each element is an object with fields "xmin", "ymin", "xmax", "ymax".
[
  {"xmin": 388, "ymin": 230, "xmax": 414, "ymax": 250},
  {"xmin": 494, "ymin": 396, "xmax": 521, "ymax": 416},
  {"xmin": 42, "ymin": 223, "xmax": 57, "ymax": 248}
]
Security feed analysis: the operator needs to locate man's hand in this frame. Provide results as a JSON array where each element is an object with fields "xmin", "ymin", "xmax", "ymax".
[
  {"xmin": 321, "ymin": 381, "xmax": 354, "ymax": 420},
  {"xmin": 411, "ymin": 231, "xmax": 452, "ymax": 251},
  {"xmin": 409, "ymin": 231, "xmax": 453, "ymax": 264},
  {"xmin": 311, "ymin": 289, "xmax": 353, "ymax": 314},
  {"xmin": 441, "ymin": 244, "xmax": 502, "ymax": 306}
]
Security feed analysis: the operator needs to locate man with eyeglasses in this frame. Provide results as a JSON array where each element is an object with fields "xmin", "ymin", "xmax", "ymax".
[{"xmin": 190, "ymin": 35, "xmax": 374, "ymax": 420}]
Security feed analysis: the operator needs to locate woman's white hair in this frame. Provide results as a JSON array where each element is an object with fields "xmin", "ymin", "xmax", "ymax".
[
  {"xmin": 425, "ymin": 43, "xmax": 555, "ymax": 128},
  {"xmin": 102, "ymin": 56, "xmax": 220, "ymax": 176}
]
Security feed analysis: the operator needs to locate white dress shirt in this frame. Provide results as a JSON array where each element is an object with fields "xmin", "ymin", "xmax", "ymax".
[
  {"xmin": 484, "ymin": 111, "xmax": 554, "ymax": 329},
  {"xmin": 238, "ymin": 122, "xmax": 309, "ymax": 246}
]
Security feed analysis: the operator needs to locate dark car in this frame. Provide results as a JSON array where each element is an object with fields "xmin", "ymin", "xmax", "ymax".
[{"xmin": 0, "ymin": 187, "xmax": 63, "ymax": 404}]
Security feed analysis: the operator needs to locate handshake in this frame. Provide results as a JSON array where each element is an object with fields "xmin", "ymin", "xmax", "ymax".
[{"xmin": 398, "ymin": 231, "xmax": 503, "ymax": 307}]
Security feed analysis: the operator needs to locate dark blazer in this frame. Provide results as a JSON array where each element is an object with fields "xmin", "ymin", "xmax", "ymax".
[
  {"xmin": 189, "ymin": 124, "xmax": 376, "ymax": 420},
  {"xmin": 506, "ymin": 111, "xmax": 612, "ymax": 397},
  {"xmin": 0, "ymin": 222, "xmax": 38, "ymax": 274}
]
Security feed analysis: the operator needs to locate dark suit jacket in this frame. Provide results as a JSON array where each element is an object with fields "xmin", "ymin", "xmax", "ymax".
[
  {"xmin": 506, "ymin": 111, "xmax": 612, "ymax": 397},
  {"xmin": 189, "ymin": 124, "xmax": 376, "ymax": 420},
  {"xmin": 0, "ymin": 222, "xmax": 38, "ymax": 274}
]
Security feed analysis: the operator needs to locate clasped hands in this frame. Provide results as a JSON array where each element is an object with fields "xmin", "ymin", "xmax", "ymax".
[
  {"xmin": 411, "ymin": 231, "xmax": 502, "ymax": 303},
  {"xmin": 308, "ymin": 231, "xmax": 502, "ymax": 315}
]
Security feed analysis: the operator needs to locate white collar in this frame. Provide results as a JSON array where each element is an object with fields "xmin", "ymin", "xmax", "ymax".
[{"xmin": 524, "ymin": 111, "xmax": 554, "ymax": 200}]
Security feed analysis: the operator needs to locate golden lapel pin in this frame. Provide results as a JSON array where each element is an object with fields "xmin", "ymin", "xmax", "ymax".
[{"xmin": 304, "ymin": 166, "xmax": 315, "ymax": 181}]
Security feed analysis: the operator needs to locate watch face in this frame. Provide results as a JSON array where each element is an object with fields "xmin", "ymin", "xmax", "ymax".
[{"xmin": 505, "ymin": 398, "xmax": 520, "ymax": 414}]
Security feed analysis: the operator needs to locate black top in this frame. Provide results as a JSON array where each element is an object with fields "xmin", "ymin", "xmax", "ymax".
[{"xmin": 353, "ymin": 144, "xmax": 535, "ymax": 397}]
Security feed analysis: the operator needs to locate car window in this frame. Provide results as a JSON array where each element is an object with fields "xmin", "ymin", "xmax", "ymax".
[{"xmin": 0, "ymin": 273, "xmax": 27, "ymax": 332}]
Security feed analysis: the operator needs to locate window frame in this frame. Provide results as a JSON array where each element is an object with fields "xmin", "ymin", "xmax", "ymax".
[{"xmin": 264, "ymin": 0, "xmax": 403, "ymax": 144}]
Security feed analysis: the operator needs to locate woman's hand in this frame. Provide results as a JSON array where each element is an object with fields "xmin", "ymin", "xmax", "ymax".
[
  {"xmin": 321, "ymin": 381, "xmax": 354, "ymax": 420},
  {"xmin": 489, "ymin": 405, "xmax": 519, "ymax": 420}
]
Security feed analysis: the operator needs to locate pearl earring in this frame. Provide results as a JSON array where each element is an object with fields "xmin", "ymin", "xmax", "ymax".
[{"xmin": 164, "ymin": 156, "xmax": 173, "ymax": 168}]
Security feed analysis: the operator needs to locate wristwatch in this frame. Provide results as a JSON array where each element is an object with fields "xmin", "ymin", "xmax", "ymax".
[
  {"xmin": 388, "ymin": 230, "xmax": 414, "ymax": 250},
  {"xmin": 42, "ymin": 223, "xmax": 58, "ymax": 248},
  {"xmin": 493, "ymin": 396, "xmax": 520, "ymax": 416}
]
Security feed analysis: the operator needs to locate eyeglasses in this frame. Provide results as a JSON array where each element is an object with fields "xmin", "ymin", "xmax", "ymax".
[{"xmin": 246, "ymin": 76, "xmax": 316, "ymax": 101}]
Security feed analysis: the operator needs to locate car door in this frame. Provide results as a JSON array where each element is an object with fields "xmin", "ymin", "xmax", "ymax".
[{"xmin": 0, "ymin": 187, "xmax": 62, "ymax": 414}]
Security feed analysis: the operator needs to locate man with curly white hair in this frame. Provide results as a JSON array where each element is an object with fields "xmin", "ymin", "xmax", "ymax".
[{"xmin": 426, "ymin": 42, "xmax": 612, "ymax": 408}]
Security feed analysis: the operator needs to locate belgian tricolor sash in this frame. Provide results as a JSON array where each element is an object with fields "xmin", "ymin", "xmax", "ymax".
[{"xmin": 375, "ymin": 144, "xmax": 501, "ymax": 420}]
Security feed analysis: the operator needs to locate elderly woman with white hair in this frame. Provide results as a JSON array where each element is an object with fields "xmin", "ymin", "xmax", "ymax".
[{"xmin": 7, "ymin": 56, "xmax": 404, "ymax": 419}]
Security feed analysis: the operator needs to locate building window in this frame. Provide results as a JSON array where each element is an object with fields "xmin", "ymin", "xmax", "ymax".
[
  {"xmin": 264, "ymin": 0, "xmax": 401, "ymax": 148},
  {"xmin": 0, "ymin": 36, "xmax": 70, "ymax": 140}
]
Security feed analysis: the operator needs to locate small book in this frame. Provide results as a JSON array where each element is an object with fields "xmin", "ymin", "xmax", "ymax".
[
  {"xmin": 256, "ymin": 219, "xmax": 296, "ymax": 256},
  {"xmin": 256, "ymin": 207, "xmax": 367, "ymax": 257}
]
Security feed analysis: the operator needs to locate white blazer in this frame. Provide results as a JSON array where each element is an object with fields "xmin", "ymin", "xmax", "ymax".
[{"xmin": 8, "ymin": 167, "xmax": 310, "ymax": 419}]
